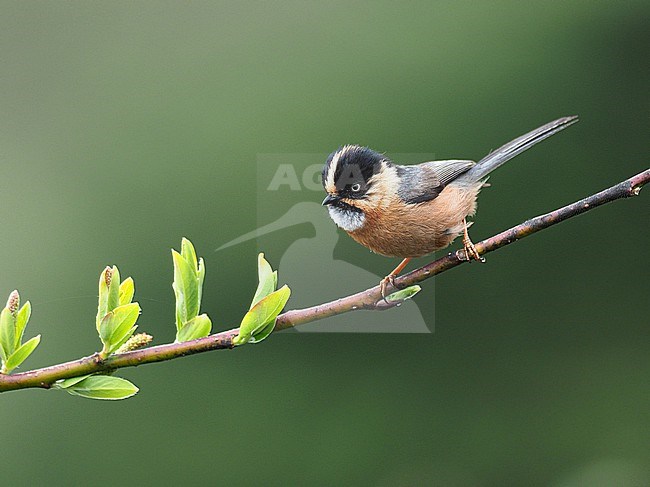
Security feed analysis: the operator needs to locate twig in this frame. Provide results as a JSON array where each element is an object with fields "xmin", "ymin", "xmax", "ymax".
[{"xmin": 1, "ymin": 169, "xmax": 648, "ymax": 393}]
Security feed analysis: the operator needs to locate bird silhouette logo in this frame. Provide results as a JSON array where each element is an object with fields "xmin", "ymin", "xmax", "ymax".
[{"xmin": 217, "ymin": 201, "xmax": 430, "ymax": 333}]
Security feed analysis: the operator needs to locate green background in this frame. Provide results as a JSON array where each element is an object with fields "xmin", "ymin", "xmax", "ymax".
[{"xmin": 1, "ymin": 1, "xmax": 648, "ymax": 485}]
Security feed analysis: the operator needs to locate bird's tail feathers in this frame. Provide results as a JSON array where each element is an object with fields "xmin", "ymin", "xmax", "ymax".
[{"xmin": 457, "ymin": 115, "xmax": 578, "ymax": 184}]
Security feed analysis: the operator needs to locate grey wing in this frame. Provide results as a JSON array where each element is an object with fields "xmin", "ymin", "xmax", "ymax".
[{"xmin": 396, "ymin": 160, "xmax": 475, "ymax": 204}]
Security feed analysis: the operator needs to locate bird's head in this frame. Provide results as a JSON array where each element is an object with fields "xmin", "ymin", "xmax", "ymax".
[{"xmin": 321, "ymin": 145, "xmax": 394, "ymax": 232}]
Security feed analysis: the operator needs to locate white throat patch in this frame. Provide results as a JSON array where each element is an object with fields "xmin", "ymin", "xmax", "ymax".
[{"xmin": 327, "ymin": 206, "xmax": 365, "ymax": 232}]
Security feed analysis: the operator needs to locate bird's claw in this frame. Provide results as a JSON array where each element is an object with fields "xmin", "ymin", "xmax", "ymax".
[
  {"xmin": 462, "ymin": 237, "xmax": 485, "ymax": 263},
  {"xmin": 380, "ymin": 274, "xmax": 397, "ymax": 303}
]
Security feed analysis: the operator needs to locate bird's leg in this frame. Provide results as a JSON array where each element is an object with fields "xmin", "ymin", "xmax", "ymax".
[
  {"xmin": 380, "ymin": 257, "xmax": 411, "ymax": 301},
  {"xmin": 462, "ymin": 218, "xmax": 484, "ymax": 262}
]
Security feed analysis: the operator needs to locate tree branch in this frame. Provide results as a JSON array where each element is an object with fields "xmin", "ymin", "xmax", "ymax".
[{"xmin": 1, "ymin": 168, "xmax": 648, "ymax": 393}]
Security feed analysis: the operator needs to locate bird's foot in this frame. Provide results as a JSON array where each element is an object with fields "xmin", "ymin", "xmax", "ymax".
[
  {"xmin": 462, "ymin": 236, "xmax": 485, "ymax": 263},
  {"xmin": 380, "ymin": 274, "xmax": 399, "ymax": 302},
  {"xmin": 460, "ymin": 217, "xmax": 485, "ymax": 263},
  {"xmin": 380, "ymin": 257, "xmax": 412, "ymax": 302}
]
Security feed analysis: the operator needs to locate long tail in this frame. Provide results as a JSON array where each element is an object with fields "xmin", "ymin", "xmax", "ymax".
[{"xmin": 457, "ymin": 115, "xmax": 579, "ymax": 184}]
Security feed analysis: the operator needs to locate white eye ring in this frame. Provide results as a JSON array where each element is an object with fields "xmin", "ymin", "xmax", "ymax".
[{"xmin": 351, "ymin": 183, "xmax": 362, "ymax": 192}]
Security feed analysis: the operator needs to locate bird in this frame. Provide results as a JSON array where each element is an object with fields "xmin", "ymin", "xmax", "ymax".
[{"xmin": 321, "ymin": 116, "xmax": 579, "ymax": 299}]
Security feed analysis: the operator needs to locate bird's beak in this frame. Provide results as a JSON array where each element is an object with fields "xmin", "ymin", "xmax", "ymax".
[{"xmin": 322, "ymin": 194, "xmax": 340, "ymax": 206}]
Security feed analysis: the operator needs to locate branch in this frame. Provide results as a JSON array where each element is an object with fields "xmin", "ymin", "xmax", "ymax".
[{"xmin": 1, "ymin": 169, "xmax": 648, "ymax": 393}]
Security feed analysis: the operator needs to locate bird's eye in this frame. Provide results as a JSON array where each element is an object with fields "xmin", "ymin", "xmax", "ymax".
[{"xmin": 350, "ymin": 183, "xmax": 361, "ymax": 192}]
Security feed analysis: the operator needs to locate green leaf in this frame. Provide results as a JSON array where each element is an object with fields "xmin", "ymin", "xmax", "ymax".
[
  {"xmin": 107, "ymin": 266, "xmax": 121, "ymax": 314},
  {"xmin": 119, "ymin": 277, "xmax": 135, "ymax": 306},
  {"xmin": 99, "ymin": 303, "xmax": 140, "ymax": 355},
  {"xmin": 0, "ymin": 307, "xmax": 16, "ymax": 361},
  {"xmin": 4, "ymin": 335, "xmax": 40, "ymax": 373},
  {"xmin": 61, "ymin": 375, "xmax": 139, "ymax": 400},
  {"xmin": 176, "ymin": 314, "xmax": 212, "ymax": 342},
  {"xmin": 97, "ymin": 266, "xmax": 121, "ymax": 331},
  {"xmin": 385, "ymin": 285, "xmax": 422, "ymax": 303},
  {"xmin": 14, "ymin": 301, "xmax": 31, "ymax": 350},
  {"xmin": 251, "ymin": 253, "xmax": 277, "ymax": 308},
  {"xmin": 234, "ymin": 285, "xmax": 290, "ymax": 346},
  {"xmin": 172, "ymin": 250, "xmax": 199, "ymax": 329},
  {"xmin": 181, "ymin": 237, "xmax": 198, "ymax": 271},
  {"xmin": 97, "ymin": 267, "xmax": 110, "ymax": 331}
]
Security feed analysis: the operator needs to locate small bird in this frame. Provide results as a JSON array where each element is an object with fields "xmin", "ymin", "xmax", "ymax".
[{"xmin": 321, "ymin": 116, "xmax": 579, "ymax": 298}]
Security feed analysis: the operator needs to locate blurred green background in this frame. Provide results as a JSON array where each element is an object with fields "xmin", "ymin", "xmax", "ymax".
[{"xmin": 1, "ymin": 1, "xmax": 648, "ymax": 485}]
